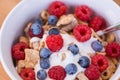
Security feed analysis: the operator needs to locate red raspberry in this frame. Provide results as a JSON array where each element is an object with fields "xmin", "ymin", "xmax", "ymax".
[
  {"xmin": 12, "ymin": 42, "xmax": 29, "ymax": 60},
  {"xmin": 75, "ymin": 5, "xmax": 92, "ymax": 21},
  {"xmin": 48, "ymin": 66, "xmax": 66, "ymax": 80},
  {"xmin": 73, "ymin": 24, "xmax": 92, "ymax": 42},
  {"xmin": 20, "ymin": 68, "xmax": 35, "ymax": 80},
  {"xmin": 91, "ymin": 54, "xmax": 108, "ymax": 72},
  {"xmin": 89, "ymin": 16, "xmax": 106, "ymax": 32},
  {"xmin": 46, "ymin": 34, "xmax": 63, "ymax": 52},
  {"xmin": 28, "ymin": 28, "xmax": 44, "ymax": 38},
  {"xmin": 105, "ymin": 42, "xmax": 120, "ymax": 58},
  {"xmin": 48, "ymin": 1, "xmax": 67, "ymax": 18},
  {"xmin": 85, "ymin": 65, "xmax": 100, "ymax": 80}
]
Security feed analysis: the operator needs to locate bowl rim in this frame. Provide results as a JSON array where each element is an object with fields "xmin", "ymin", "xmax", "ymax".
[
  {"xmin": 0, "ymin": 0, "xmax": 120, "ymax": 80},
  {"xmin": 0, "ymin": 0, "xmax": 26, "ymax": 79}
]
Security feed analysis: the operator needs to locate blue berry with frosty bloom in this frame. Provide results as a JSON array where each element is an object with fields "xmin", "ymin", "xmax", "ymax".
[
  {"xmin": 48, "ymin": 15, "xmax": 58, "ymax": 25},
  {"xmin": 30, "ymin": 19, "xmax": 43, "ymax": 35},
  {"xmin": 49, "ymin": 28, "xmax": 60, "ymax": 35},
  {"xmin": 65, "ymin": 63, "xmax": 77, "ymax": 75},
  {"xmin": 68, "ymin": 44, "xmax": 79, "ymax": 55},
  {"xmin": 37, "ymin": 69, "xmax": 47, "ymax": 80},
  {"xmin": 78, "ymin": 56, "xmax": 90, "ymax": 68},
  {"xmin": 34, "ymin": 18, "xmax": 43, "ymax": 26},
  {"xmin": 40, "ymin": 48, "xmax": 51, "ymax": 58},
  {"xmin": 40, "ymin": 59, "xmax": 50, "ymax": 69},
  {"xmin": 91, "ymin": 40, "xmax": 103, "ymax": 52},
  {"xmin": 30, "ymin": 23, "xmax": 42, "ymax": 35}
]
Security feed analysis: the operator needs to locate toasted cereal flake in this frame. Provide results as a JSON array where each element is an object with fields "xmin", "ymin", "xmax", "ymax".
[
  {"xmin": 106, "ymin": 33, "xmax": 115, "ymax": 43},
  {"xmin": 38, "ymin": 41, "xmax": 45, "ymax": 51},
  {"xmin": 101, "ymin": 57, "xmax": 116, "ymax": 80},
  {"xmin": 24, "ymin": 49, "xmax": 39, "ymax": 67},
  {"xmin": 19, "ymin": 36, "xmax": 29, "ymax": 45},
  {"xmin": 57, "ymin": 14, "xmax": 75, "ymax": 26},
  {"xmin": 40, "ymin": 10, "xmax": 50, "ymax": 21},
  {"xmin": 17, "ymin": 60, "xmax": 25, "ymax": 73}
]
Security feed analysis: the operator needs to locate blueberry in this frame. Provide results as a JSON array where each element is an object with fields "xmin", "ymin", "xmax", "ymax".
[
  {"xmin": 78, "ymin": 56, "xmax": 90, "ymax": 68},
  {"xmin": 65, "ymin": 63, "xmax": 77, "ymax": 75},
  {"xmin": 68, "ymin": 44, "xmax": 79, "ymax": 55},
  {"xmin": 48, "ymin": 15, "xmax": 58, "ymax": 25},
  {"xmin": 34, "ymin": 19, "xmax": 43, "ymax": 26},
  {"xmin": 40, "ymin": 59, "xmax": 50, "ymax": 69},
  {"xmin": 30, "ymin": 23, "xmax": 42, "ymax": 35},
  {"xmin": 37, "ymin": 69, "xmax": 47, "ymax": 80},
  {"xmin": 48, "ymin": 28, "xmax": 60, "ymax": 35},
  {"xmin": 91, "ymin": 41, "xmax": 103, "ymax": 52},
  {"xmin": 40, "ymin": 48, "xmax": 51, "ymax": 58}
]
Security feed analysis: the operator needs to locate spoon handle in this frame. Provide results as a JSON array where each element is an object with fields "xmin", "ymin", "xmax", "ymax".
[
  {"xmin": 97, "ymin": 23, "xmax": 120, "ymax": 36},
  {"xmin": 103, "ymin": 24, "xmax": 120, "ymax": 33}
]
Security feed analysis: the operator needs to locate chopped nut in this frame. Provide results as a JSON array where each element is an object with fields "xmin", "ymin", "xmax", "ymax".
[{"xmin": 62, "ymin": 53, "xmax": 66, "ymax": 61}]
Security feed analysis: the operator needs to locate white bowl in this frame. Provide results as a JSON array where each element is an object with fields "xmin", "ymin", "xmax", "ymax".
[{"xmin": 0, "ymin": 0, "xmax": 120, "ymax": 80}]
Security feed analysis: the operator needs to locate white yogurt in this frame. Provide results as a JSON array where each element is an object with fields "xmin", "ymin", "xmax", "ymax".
[{"xmin": 34, "ymin": 33, "xmax": 97, "ymax": 80}]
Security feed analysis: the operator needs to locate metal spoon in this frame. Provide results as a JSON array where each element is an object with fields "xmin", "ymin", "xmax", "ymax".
[{"xmin": 96, "ymin": 23, "xmax": 120, "ymax": 36}]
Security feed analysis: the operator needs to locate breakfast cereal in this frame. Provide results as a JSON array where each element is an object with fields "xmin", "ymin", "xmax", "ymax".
[{"xmin": 11, "ymin": 1, "xmax": 120, "ymax": 80}]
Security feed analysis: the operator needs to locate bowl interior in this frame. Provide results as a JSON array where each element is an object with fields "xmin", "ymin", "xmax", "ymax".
[{"xmin": 0, "ymin": 0, "xmax": 120, "ymax": 80}]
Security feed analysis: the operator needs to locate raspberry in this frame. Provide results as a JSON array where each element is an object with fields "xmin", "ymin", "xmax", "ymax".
[
  {"xmin": 20, "ymin": 68, "xmax": 35, "ymax": 80},
  {"xmin": 28, "ymin": 27, "xmax": 44, "ymax": 38},
  {"xmin": 73, "ymin": 24, "xmax": 92, "ymax": 42},
  {"xmin": 91, "ymin": 54, "xmax": 108, "ymax": 72},
  {"xmin": 48, "ymin": 1, "xmax": 67, "ymax": 18},
  {"xmin": 85, "ymin": 65, "xmax": 100, "ymax": 80},
  {"xmin": 46, "ymin": 34, "xmax": 63, "ymax": 52},
  {"xmin": 105, "ymin": 42, "xmax": 120, "ymax": 58},
  {"xmin": 12, "ymin": 42, "xmax": 29, "ymax": 60},
  {"xmin": 89, "ymin": 16, "xmax": 106, "ymax": 32},
  {"xmin": 48, "ymin": 66, "xmax": 66, "ymax": 80},
  {"xmin": 75, "ymin": 5, "xmax": 92, "ymax": 21}
]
